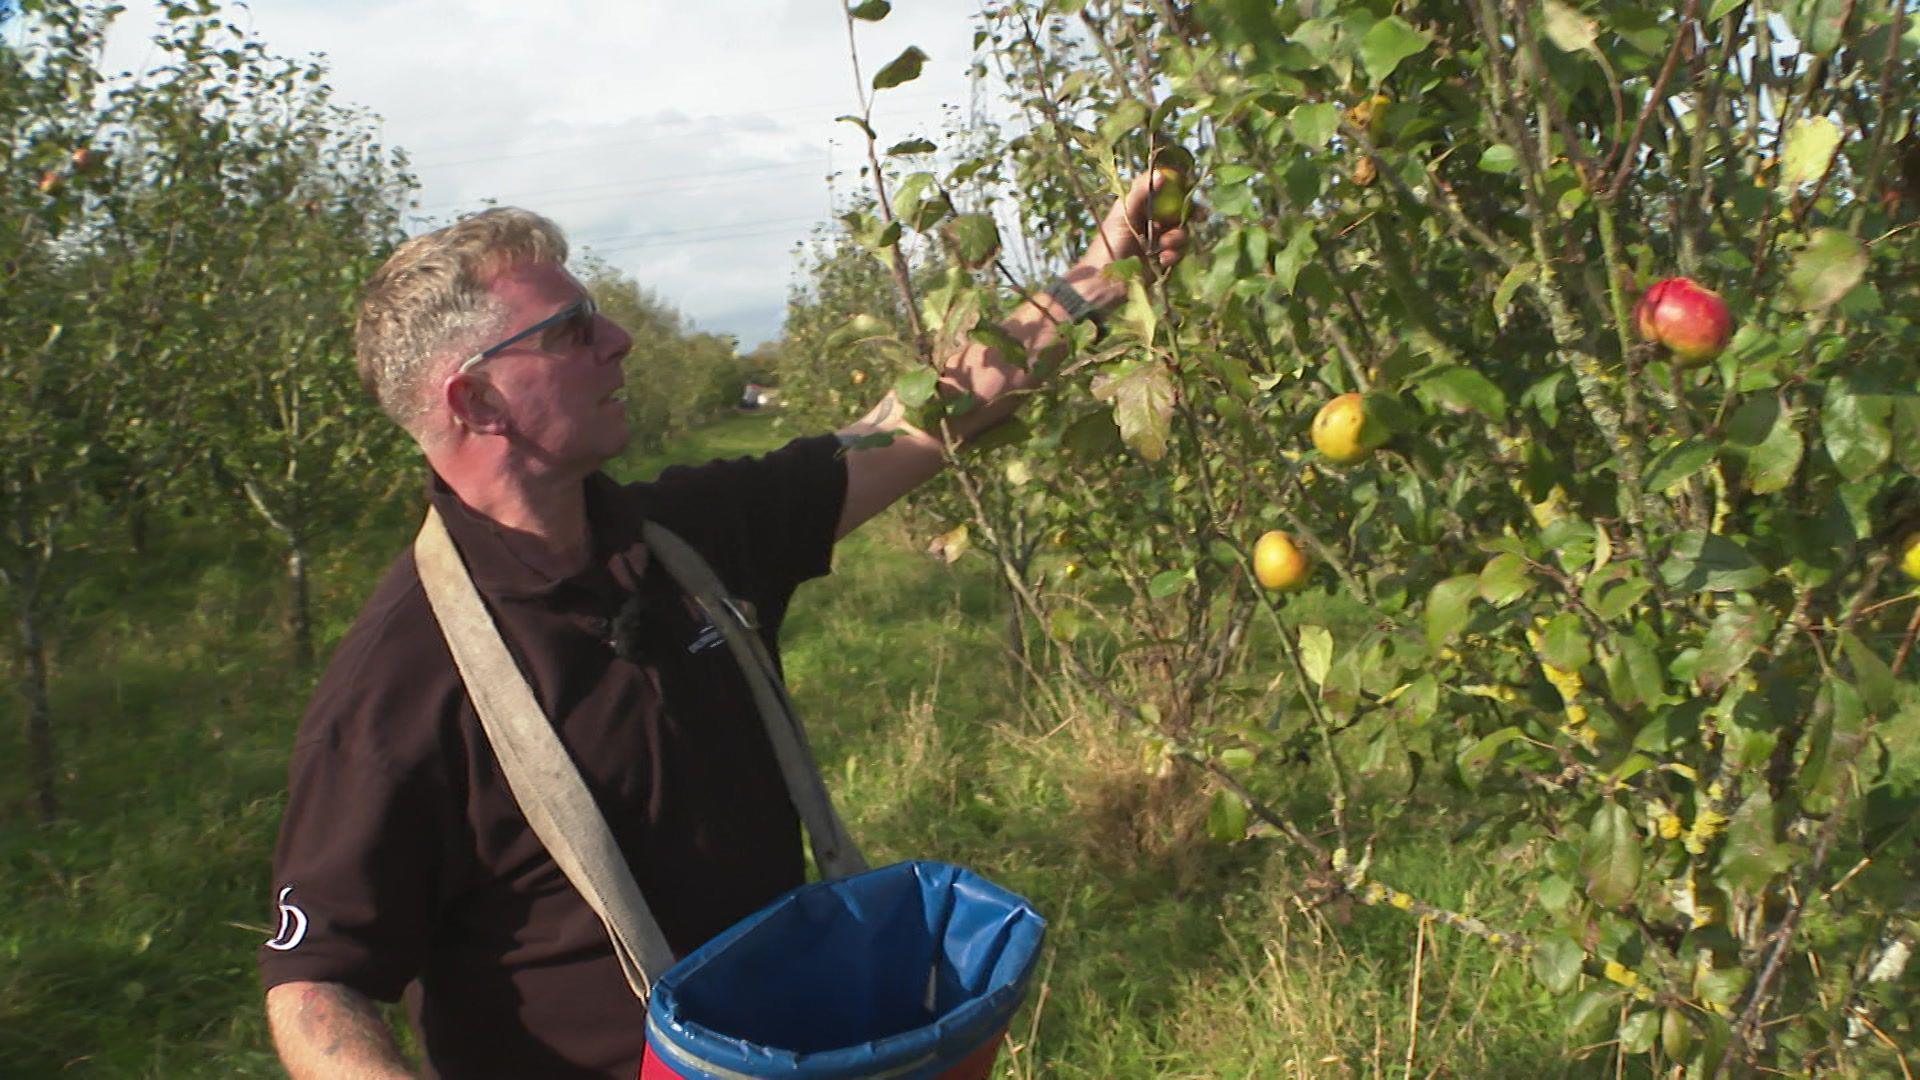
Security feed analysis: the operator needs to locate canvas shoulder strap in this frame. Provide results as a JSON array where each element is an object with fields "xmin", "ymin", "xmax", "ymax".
[
  {"xmin": 412, "ymin": 507, "xmax": 867, "ymax": 1002},
  {"xmin": 639, "ymin": 521, "xmax": 867, "ymax": 880},
  {"xmin": 414, "ymin": 507, "xmax": 671, "ymax": 1001}
]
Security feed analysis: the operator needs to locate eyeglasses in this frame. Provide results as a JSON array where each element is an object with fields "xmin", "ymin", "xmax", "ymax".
[{"xmin": 457, "ymin": 295, "xmax": 598, "ymax": 375}]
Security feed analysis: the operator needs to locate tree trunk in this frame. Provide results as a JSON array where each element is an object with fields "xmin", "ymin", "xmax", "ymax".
[
  {"xmin": 287, "ymin": 540, "xmax": 312, "ymax": 669},
  {"xmin": 128, "ymin": 500, "xmax": 149, "ymax": 556},
  {"xmin": 19, "ymin": 605, "xmax": 58, "ymax": 821}
]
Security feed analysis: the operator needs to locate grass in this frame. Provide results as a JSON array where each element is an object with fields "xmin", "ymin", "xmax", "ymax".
[{"xmin": 3, "ymin": 413, "xmax": 1605, "ymax": 1077}]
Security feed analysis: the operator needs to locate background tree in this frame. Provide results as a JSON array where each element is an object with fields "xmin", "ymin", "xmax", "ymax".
[{"xmin": 1, "ymin": 0, "xmax": 415, "ymax": 812}]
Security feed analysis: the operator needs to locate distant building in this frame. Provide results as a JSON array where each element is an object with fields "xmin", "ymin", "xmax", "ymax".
[{"xmin": 738, "ymin": 382, "xmax": 780, "ymax": 411}]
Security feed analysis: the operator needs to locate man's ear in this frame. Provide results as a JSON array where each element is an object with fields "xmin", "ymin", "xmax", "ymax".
[{"xmin": 445, "ymin": 372, "xmax": 510, "ymax": 436}]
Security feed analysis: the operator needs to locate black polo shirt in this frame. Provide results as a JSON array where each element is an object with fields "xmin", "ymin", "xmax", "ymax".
[{"xmin": 258, "ymin": 434, "xmax": 847, "ymax": 1078}]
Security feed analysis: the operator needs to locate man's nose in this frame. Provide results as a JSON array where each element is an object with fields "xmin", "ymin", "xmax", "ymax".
[{"xmin": 598, "ymin": 317, "xmax": 633, "ymax": 365}]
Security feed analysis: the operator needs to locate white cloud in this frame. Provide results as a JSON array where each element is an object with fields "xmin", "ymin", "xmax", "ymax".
[{"xmin": 97, "ymin": 0, "xmax": 991, "ymax": 347}]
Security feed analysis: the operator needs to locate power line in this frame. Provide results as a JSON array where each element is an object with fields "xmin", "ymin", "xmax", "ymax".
[
  {"xmin": 415, "ymin": 158, "xmax": 826, "ymax": 214},
  {"xmin": 576, "ymin": 213, "xmax": 824, "ymax": 250},
  {"xmin": 582, "ymin": 217, "xmax": 825, "ymax": 258},
  {"xmin": 402, "ymin": 88, "xmax": 953, "ymax": 170}
]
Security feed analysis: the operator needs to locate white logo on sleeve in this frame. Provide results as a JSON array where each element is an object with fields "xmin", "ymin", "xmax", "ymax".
[{"xmin": 265, "ymin": 885, "xmax": 309, "ymax": 951}]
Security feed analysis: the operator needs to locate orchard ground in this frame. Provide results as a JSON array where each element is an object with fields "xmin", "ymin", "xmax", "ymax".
[{"xmin": 0, "ymin": 414, "xmax": 1657, "ymax": 1078}]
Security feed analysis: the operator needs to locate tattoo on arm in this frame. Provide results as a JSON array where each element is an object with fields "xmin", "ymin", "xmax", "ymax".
[{"xmin": 266, "ymin": 981, "xmax": 415, "ymax": 1079}]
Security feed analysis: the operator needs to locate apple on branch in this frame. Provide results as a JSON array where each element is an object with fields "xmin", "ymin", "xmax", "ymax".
[
  {"xmin": 1634, "ymin": 277, "xmax": 1733, "ymax": 366},
  {"xmin": 1311, "ymin": 393, "xmax": 1386, "ymax": 466},
  {"xmin": 1254, "ymin": 530, "xmax": 1311, "ymax": 592}
]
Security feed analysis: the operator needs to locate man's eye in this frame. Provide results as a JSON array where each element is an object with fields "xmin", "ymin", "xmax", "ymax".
[{"xmin": 544, "ymin": 309, "xmax": 592, "ymax": 350}]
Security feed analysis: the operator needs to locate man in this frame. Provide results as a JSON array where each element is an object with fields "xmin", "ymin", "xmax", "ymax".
[{"xmin": 259, "ymin": 172, "xmax": 1191, "ymax": 1078}]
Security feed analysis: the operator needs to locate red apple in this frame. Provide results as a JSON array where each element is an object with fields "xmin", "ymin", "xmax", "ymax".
[{"xmin": 1634, "ymin": 277, "xmax": 1733, "ymax": 366}]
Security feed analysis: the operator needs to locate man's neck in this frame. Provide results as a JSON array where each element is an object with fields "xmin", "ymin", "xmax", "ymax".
[{"xmin": 430, "ymin": 447, "xmax": 593, "ymax": 579}]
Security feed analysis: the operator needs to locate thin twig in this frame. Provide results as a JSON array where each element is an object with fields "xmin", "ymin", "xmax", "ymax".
[
  {"xmin": 1405, "ymin": 917, "xmax": 1427, "ymax": 1080},
  {"xmin": 1607, "ymin": 0, "xmax": 1702, "ymax": 201}
]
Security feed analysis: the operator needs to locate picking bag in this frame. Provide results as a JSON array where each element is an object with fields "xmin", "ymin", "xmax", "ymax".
[{"xmin": 639, "ymin": 861, "xmax": 1046, "ymax": 1080}]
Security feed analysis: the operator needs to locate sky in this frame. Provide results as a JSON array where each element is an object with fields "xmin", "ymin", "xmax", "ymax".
[{"xmin": 90, "ymin": 1, "xmax": 998, "ymax": 348}]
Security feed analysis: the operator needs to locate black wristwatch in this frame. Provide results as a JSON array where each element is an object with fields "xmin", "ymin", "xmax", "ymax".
[{"xmin": 1043, "ymin": 276, "xmax": 1106, "ymax": 327}]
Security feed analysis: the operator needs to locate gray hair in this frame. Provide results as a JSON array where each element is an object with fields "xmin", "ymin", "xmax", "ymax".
[{"xmin": 353, "ymin": 207, "xmax": 569, "ymax": 436}]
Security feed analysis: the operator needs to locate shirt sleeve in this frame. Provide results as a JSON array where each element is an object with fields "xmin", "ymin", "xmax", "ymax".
[
  {"xmin": 641, "ymin": 433, "xmax": 848, "ymax": 629},
  {"xmin": 257, "ymin": 707, "xmax": 455, "ymax": 1002}
]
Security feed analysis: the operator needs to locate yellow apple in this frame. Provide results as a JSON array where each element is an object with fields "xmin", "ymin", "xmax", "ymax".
[
  {"xmin": 1901, "ymin": 532, "xmax": 1920, "ymax": 581},
  {"xmin": 1148, "ymin": 166, "xmax": 1188, "ymax": 228},
  {"xmin": 1311, "ymin": 393, "xmax": 1381, "ymax": 465},
  {"xmin": 1254, "ymin": 530, "xmax": 1310, "ymax": 592}
]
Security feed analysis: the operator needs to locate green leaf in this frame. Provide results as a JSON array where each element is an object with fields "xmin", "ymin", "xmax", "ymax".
[
  {"xmin": 1478, "ymin": 144, "xmax": 1521, "ymax": 174},
  {"xmin": 1660, "ymin": 533, "xmax": 1770, "ymax": 593},
  {"xmin": 1272, "ymin": 222, "xmax": 1319, "ymax": 295},
  {"xmin": 1779, "ymin": 117, "xmax": 1843, "ymax": 188},
  {"xmin": 1149, "ymin": 568, "xmax": 1191, "ymax": 599},
  {"xmin": 1090, "ymin": 361, "xmax": 1175, "ymax": 461},
  {"xmin": 1298, "ymin": 624, "xmax": 1334, "ymax": 687},
  {"xmin": 1493, "ymin": 261, "xmax": 1537, "ymax": 328},
  {"xmin": 1821, "ymin": 383, "xmax": 1893, "ymax": 482},
  {"xmin": 1581, "ymin": 801, "xmax": 1642, "ymax": 908},
  {"xmin": 1426, "ymin": 574, "xmax": 1479, "ymax": 647},
  {"xmin": 1219, "ymin": 748, "xmax": 1256, "ymax": 773},
  {"xmin": 1063, "ymin": 409, "xmax": 1122, "ymax": 459},
  {"xmin": 1532, "ymin": 934, "xmax": 1584, "ymax": 994},
  {"xmin": 1589, "ymin": 570, "xmax": 1654, "ymax": 622},
  {"xmin": 1542, "ymin": 0, "xmax": 1599, "ymax": 52},
  {"xmin": 1207, "ymin": 788, "xmax": 1249, "ymax": 843},
  {"xmin": 968, "ymin": 322, "xmax": 1025, "ymax": 364},
  {"xmin": 1719, "ymin": 791, "xmax": 1796, "ymax": 891},
  {"xmin": 1695, "ymin": 602, "xmax": 1772, "ymax": 693},
  {"xmin": 1097, "ymin": 98, "xmax": 1149, "ymax": 148},
  {"xmin": 1456, "ymin": 725, "xmax": 1524, "ymax": 780},
  {"xmin": 1644, "ymin": 438, "xmax": 1717, "ymax": 495},
  {"xmin": 895, "ymin": 368, "xmax": 938, "ymax": 408},
  {"xmin": 1414, "ymin": 365, "xmax": 1508, "ymax": 417},
  {"xmin": 965, "ymin": 416, "xmax": 1030, "ymax": 454},
  {"xmin": 1707, "ymin": 0, "xmax": 1745, "ymax": 19},
  {"xmin": 872, "ymin": 46, "xmax": 929, "ymax": 90},
  {"xmin": 1801, "ymin": 0, "xmax": 1848, "ymax": 54},
  {"xmin": 886, "ymin": 137, "xmax": 936, "ymax": 156},
  {"xmin": 1619, "ymin": 1009, "xmax": 1659, "ymax": 1055},
  {"xmin": 1605, "ymin": 637, "xmax": 1668, "ymax": 708},
  {"xmin": 1478, "ymin": 552, "xmax": 1533, "ymax": 606},
  {"xmin": 1839, "ymin": 631, "xmax": 1897, "ymax": 714},
  {"xmin": 1542, "ymin": 613, "xmax": 1592, "ymax": 671},
  {"xmin": 835, "ymin": 113, "xmax": 876, "ymax": 139},
  {"xmin": 1568, "ymin": 989, "xmax": 1621, "ymax": 1039},
  {"xmin": 1723, "ymin": 396, "xmax": 1803, "ymax": 494},
  {"xmin": 941, "ymin": 213, "xmax": 1001, "ymax": 268},
  {"xmin": 1288, "ymin": 102, "xmax": 1340, "ymax": 149},
  {"xmin": 891, "ymin": 171, "xmax": 937, "ymax": 225},
  {"xmin": 1785, "ymin": 228, "xmax": 1868, "ymax": 311},
  {"xmin": 1359, "ymin": 16, "xmax": 1431, "ymax": 84},
  {"xmin": 848, "ymin": 0, "xmax": 890, "ymax": 20}
]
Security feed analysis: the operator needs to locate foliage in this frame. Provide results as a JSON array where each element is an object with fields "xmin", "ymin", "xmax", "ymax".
[
  {"xmin": 1, "ymin": 0, "xmax": 415, "ymax": 813},
  {"xmin": 793, "ymin": 0, "xmax": 1920, "ymax": 1073}
]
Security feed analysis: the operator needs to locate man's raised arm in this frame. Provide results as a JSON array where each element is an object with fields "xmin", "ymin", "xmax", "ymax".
[
  {"xmin": 833, "ymin": 170, "xmax": 1194, "ymax": 539},
  {"xmin": 266, "ymin": 980, "xmax": 416, "ymax": 1080}
]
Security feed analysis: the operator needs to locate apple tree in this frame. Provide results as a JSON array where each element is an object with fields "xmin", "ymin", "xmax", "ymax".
[{"xmin": 804, "ymin": 0, "xmax": 1919, "ymax": 1073}]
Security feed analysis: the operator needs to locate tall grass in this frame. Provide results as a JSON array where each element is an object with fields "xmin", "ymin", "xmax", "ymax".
[{"xmin": 3, "ymin": 415, "xmax": 1610, "ymax": 1077}]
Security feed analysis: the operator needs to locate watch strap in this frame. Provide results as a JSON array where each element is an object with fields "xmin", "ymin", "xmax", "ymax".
[{"xmin": 1042, "ymin": 276, "xmax": 1104, "ymax": 325}]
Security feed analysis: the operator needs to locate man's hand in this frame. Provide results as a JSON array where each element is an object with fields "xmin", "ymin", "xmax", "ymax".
[
  {"xmin": 1071, "ymin": 168, "xmax": 1201, "ymax": 304},
  {"xmin": 832, "ymin": 170, "xmax": 1204, "ymax": 539}
]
